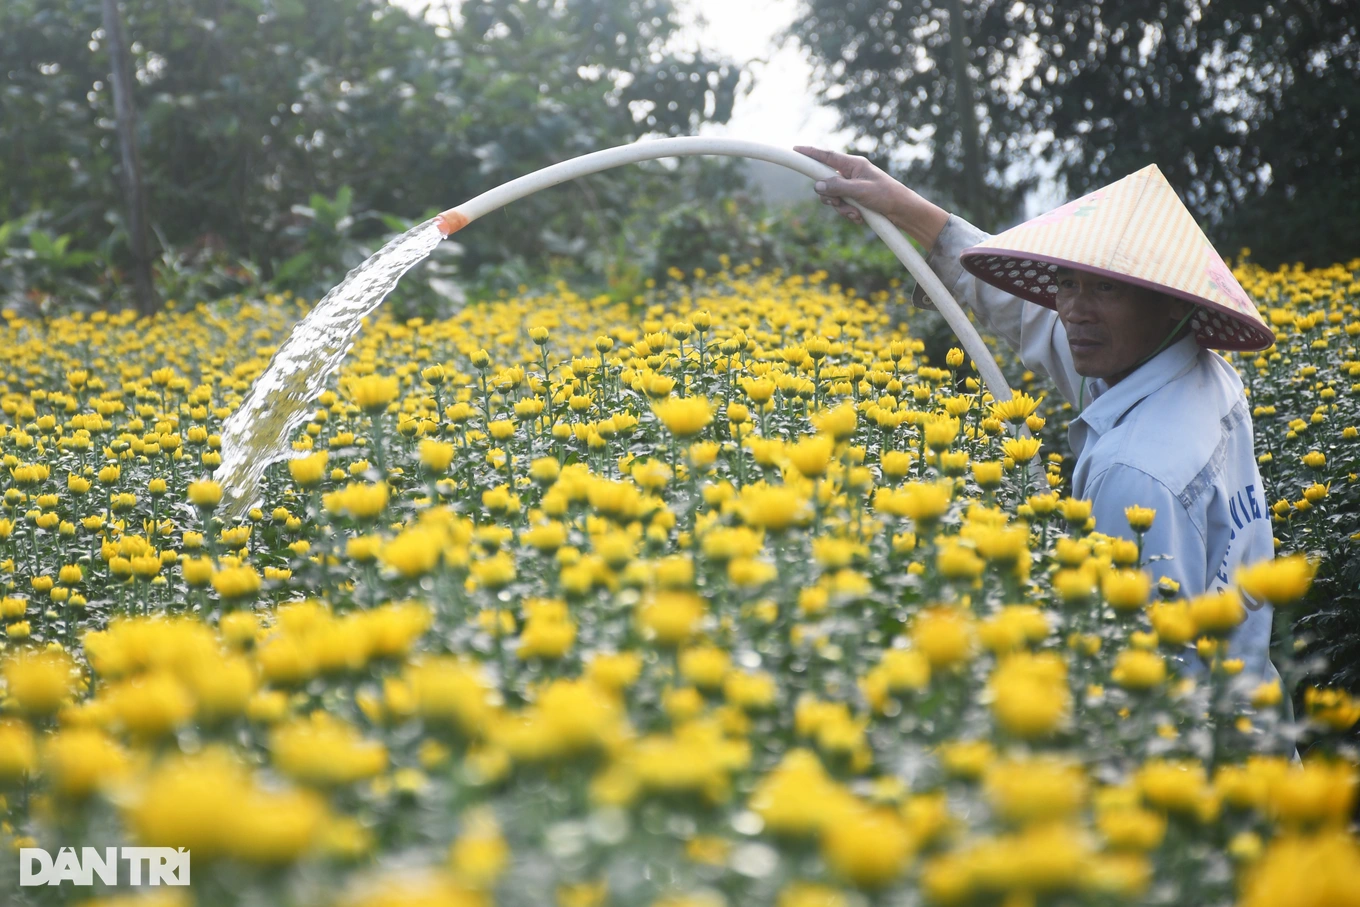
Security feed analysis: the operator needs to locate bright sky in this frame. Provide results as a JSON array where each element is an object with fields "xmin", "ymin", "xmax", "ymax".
[{"xmin": 678, "ymin": 0, "xmax": 851, "ymax": 150}]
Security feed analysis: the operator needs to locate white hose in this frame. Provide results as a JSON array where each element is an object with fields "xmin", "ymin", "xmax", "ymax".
[{"xmin": 435, "ymin": 137, "xmax": 1015, "ymax": 403}]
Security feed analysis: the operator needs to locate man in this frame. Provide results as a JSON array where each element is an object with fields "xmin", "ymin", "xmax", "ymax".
[{"xmin": 796, "ymin": 146, "xmax": 1280, "ymax": 683}]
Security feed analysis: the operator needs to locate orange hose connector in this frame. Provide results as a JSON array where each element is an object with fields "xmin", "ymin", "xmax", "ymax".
[{"xmin": 435, "ymin": 209, "xmax": 468, "ymax": 236}]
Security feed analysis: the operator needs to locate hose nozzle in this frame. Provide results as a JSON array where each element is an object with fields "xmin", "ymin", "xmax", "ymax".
[{"xmin": 435, "ymin": 208, "xmax": 468, "ymax": 236}]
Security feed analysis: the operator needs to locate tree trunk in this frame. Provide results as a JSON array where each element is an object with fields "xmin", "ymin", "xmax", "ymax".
[
  {"xmin": 101, "ymin": 0, "xmax": 158, "ymax": 315},
  {"xmin": 946, "ymin": 0, "xmax": 986, "ymax": 227}
]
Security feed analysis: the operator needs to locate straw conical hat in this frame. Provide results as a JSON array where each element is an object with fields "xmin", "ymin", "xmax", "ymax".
[{"xmin": 959, "ymin": 164, "xmax": 1274, "ymax": 351}]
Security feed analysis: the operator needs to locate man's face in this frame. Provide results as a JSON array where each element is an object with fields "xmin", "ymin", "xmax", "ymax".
[{"xmin": 1053, "ymin": 268, "xmax": 1193, "ymax": 383}]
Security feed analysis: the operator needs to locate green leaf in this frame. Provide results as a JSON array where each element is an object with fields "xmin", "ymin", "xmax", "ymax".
[
  {"xmin": 28, "ymin": 230, "xmax": 55, "ymax": 258},
  {"xmin": 334, "ymin": 186, "xmax": 353, "ymax": 219},
  {"xmin": 272, "ymin": 251, "xmax": 315, "ymax": 284}
]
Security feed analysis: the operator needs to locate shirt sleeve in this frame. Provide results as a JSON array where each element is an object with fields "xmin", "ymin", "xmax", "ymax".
[
  {"xmin": 1085, "ymin": 463, "xmax": 1207, "ymax": 596},
  {"xmin": 910, "ymin": 214, "xmax": 1084, "ymax": 406}
]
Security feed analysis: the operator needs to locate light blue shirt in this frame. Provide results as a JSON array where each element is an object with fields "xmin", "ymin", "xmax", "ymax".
[{"xmin": 916, "ymin": 214, "xmax": 1279, "ymax": 681}]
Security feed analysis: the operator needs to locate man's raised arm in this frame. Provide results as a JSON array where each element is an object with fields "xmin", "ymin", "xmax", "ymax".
[{"xmin": 794, "ymin": 146, "xmax": 1084, "ymax": 406}]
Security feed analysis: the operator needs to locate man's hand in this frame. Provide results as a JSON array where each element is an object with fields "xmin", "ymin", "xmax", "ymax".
[
  {"xmin": 794, "ymin": 146, "xmax": 951, "ymax": 250},
  {"xmin": 794, "ymin": 146, "xmax": 899, "ymax": 226}
]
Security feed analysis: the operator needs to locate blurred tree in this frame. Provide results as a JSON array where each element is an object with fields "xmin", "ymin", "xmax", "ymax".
[
  {"xmin": 0, "ymin": 0, "xmax": 740, "ymax": 303},
  {"xmin": 790, "ymin": 0, "xmax": 1358, "ymax": 265},
  {"xmin": 100, "ymin": 0, "xmax": 158, "ymax": 314},
  {"xmin": 788, "ymin": 0, "xmax": 1039, "ymax": 228},
  {"xmin": 1033, "ymin": 0, "xmax": 1358, "ymax": 267},
  {"xmin": 1203, "ymin": 2, "xmax": 1359, "ymax": 266}
]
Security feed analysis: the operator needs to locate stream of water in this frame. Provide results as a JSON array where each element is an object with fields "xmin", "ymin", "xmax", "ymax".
[{"xmin": 213, "ymin": 218, "xmax": 447, "ymax": 521}]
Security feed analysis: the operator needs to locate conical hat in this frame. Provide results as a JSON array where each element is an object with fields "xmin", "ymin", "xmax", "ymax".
[{"xmin": 959, "ymin": 164, "xmax": 1274, "ymax": 351}]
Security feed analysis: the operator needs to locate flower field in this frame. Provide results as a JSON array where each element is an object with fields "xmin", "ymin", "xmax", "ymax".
[{"xmin": 1, "ymin": 256, "xmax": 1359, "ymax": 907}]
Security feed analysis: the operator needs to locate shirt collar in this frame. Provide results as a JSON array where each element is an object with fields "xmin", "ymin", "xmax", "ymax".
[{"xmin": 1074, "ymin": 335, "xmax": 1201, "ymax": 435}]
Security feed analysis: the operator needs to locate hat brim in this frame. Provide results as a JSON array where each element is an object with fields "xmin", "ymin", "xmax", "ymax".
[{"xmin": 959, "ymin": 246, "xmax": 1276, "ymax": 352}]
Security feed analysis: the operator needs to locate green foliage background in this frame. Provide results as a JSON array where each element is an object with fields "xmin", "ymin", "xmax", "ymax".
[{"xmin": 0, "ymin": 0, "xmax": 743, "ymax": 310}]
